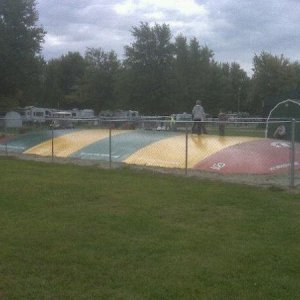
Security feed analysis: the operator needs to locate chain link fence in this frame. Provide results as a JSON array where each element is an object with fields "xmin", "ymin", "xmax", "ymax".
[{"xmin": 0, "ymin": 117, "xmax": 299, "ymax": 189}]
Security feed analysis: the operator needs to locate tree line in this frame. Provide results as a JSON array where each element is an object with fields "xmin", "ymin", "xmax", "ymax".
[{"xmin": 1, "ymin": 0, "xmax": 300, "ymax": 117}]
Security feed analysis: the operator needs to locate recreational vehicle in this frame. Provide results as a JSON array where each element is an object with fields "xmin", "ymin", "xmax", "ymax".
[
  {"xmin": 70, "ymin": 108, "xmax": 95, "ymax": 119},
  {"xmin": 52, "ymin": 111, "xmax": 73, "ymax": 129},
  {"xmin": 80, "ymin": 109, "xmax": 95, "ymax": 119},
  {"xmin": 18, "ymin": 106, "xmax": 53, "ymax": 123}
]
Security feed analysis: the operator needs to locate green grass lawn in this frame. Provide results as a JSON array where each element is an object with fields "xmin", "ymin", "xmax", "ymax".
[{"xmin": 0, "ymin": 157, "xmax": 299, "ymax": 299}]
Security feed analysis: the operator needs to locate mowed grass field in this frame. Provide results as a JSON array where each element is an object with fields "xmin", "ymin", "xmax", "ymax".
[{"xmin": 0, "ymin": 157, "xmax": 299, "ymax": 299}]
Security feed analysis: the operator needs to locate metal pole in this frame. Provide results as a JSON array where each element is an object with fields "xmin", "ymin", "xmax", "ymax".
[
  {"xmin": 4, "ymin": 119, "xmax": 8, "ymax": 155},
  {"xmin": 290, "ymin": 119, "xmax": 295, "ymax": 188},
  {"xmin": 51, "ymin": 120, "xmax": 54, "ymax": 162},
  {"xmin": 109, "ymin": 126, "xmax": 112, "ymax": 169},
  {"xmin": 185, "ymin": 123, "xmax": 188, "ymax": 175},
  {"xmin": 237, "ymin": 86, "xmax": 241, "ymax": 114}
]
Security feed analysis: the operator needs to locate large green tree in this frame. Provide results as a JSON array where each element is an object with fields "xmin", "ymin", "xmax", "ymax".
[
  {"xmin": 42, "ymin": 49, "xmax": 120, "ymax": 113},
  {"xmin": 186, "ymin": 38, "xmax": 214, "ymax": 111},
  {"xmin": 217, "ymin": 62, "xmax": 249, "ymax": 114},
  {"xmin": 43, "ymin": 52, "xmax": 86, "ymax": 109},
  {"xmin": 250, "ymin": 52, "xmax": 297, "ymax": 115},
  {"xmin": 124, "ymin": 23, "xmax": 174, "ymax": 114},
  {"xmin": 79, "ymin": 48, "xmax": 120, "ymax": 112},
  {"xmin": 0, "ymin": 0, "xmax": 45, "ymax": 110},
  {"xmin": 171, "ymin": 36, "xmax": 216, "ymax": 113}
]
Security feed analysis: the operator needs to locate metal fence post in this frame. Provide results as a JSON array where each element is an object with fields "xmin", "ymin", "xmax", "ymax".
[
  {"xmin": 51, "ymin": 120, "xmax": 54, "ymax": 162},
  {"xmin": 109, "ymin": 126, "xmax": 112, "ymax": 169},
  {"xmin": 4, "ymin": 119, "xmax": 8, "ymax": 155},
  {"xmin": 185, "ymin": 122, "xmax": 188, "ymax": 175},
  {"xmin": 290, "ymin": 119, "xmax": 296, "ymax": 188}
]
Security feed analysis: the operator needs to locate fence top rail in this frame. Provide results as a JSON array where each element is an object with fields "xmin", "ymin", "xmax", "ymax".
[{"xmin": 0, "ymin": 117, "xmax": 299, "ymax": 123}]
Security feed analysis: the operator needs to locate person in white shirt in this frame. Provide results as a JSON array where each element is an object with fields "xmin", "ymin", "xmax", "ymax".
[
  {"xmin": 192, "ymin": 100, "xmax": 207, "ymax": 134},
  {"xmin": 273, "ymin": 124, "xmax": 286, "ymax": 139}
]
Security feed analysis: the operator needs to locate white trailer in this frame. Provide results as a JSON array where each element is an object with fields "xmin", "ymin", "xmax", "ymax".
[
  {"xmin": 80, "ymin": 109, "xmax": 95, "ymax": 119},
  {"xmin": 19, "ymin": 106, "xmax": 54, "ymax": 123}
]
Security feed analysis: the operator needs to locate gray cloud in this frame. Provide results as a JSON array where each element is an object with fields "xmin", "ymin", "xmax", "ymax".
[
  {"xmin": 37, "ymin": 0, "xmax": 300, "ymax": 74},
  {"xmin": 201, "ymin": 0, "xmax": 300, "ymax": 70}
]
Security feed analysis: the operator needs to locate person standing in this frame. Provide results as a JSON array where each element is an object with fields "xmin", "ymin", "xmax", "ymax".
[
  {"xmin": 218, "ymin": 109, "xmax": 227, "ymax": 136},
  {"xmin": 273, "ymin": 124, "xmax": 286, "ymax": 139},
  {"xmin": 192, "ymin": 100, "xmax": 206, "ymax": 134}
]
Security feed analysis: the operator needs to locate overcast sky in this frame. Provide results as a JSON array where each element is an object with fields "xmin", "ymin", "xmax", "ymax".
[{"xmin": 37, "ymin": 0, "xmax": 300, "ymax": 75}]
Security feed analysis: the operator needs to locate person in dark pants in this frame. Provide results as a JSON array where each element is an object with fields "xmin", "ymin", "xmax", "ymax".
[
  {"xmin": 218, "ymin": 109, "xmax": 227, "ymax": 136},
  {"xmin": 192, "ymin": 100, "xmax": 207, "ymax": 135}
]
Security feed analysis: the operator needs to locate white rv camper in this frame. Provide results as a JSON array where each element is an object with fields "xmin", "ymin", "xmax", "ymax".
[
  {"xmin": 80, "ymin": 109, "xmax": 95, "ymax": 119},
  {"xmin": 70, "ymin": 108, "xmax": 95, "ymax": 119},
  {"xmin": 52, "ymin": 111, "xmax": 73, "ymax": 129},
  {"xmin": 19, "ymin": 106, "xmax": 53, "ymax": 123}
]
